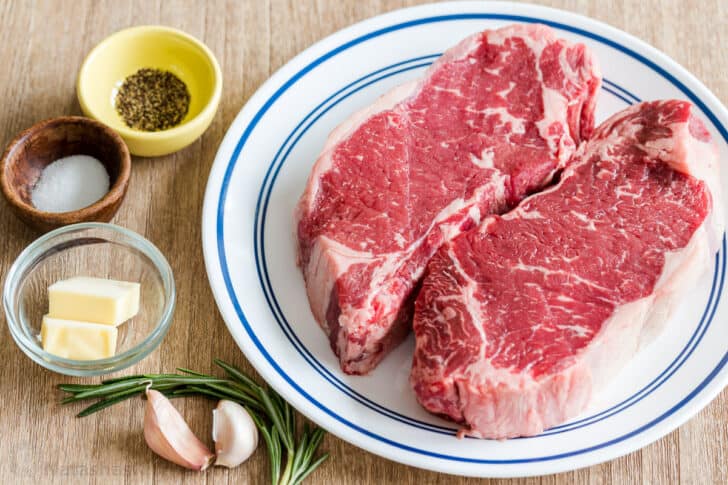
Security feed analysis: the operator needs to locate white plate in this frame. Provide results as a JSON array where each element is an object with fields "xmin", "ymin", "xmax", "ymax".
[{"xmin": 202, "ymin": 2, "xmax": 728, "ymax": 477}]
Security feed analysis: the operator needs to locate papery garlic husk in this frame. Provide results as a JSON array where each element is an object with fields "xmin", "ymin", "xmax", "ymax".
[
  {"xmin": 213, "ymin": 400, "xmax": 259, "ymax": 468},
  {"xmin": 144, "ymin": 389, "xmax": 215, "ymax": 471}
]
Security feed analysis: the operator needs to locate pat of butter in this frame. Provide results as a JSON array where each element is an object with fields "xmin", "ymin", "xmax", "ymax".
[
  {"xmin": 41, "ymin": 316, "xmax": 118, "ymax": 360},
  {"xmin": 48, "ymin": 276, "xmax": 140, "ymax": 326}
]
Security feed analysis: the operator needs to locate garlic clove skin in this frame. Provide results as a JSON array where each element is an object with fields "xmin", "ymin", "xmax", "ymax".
[
  {"xmin": 144, "ymin": 389, "xmax": 215, "ymax": 471},
  {"xmin": 213, "ymin": 400, "xmax": 259, "ymax": 468}
]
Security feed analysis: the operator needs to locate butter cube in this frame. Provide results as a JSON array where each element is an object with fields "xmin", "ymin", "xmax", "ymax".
[
  {"xmin": 48, "ymin": 276, "xmax": 140, "ymax": 326},
  {"xmin": 41, "ymin": 316, "xmax": 118, "ymax": 360}
]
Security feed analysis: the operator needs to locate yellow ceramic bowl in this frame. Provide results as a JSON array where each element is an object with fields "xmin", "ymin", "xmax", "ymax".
[{"xmin": 77, "ymin": 26, "xmax": 222, "ymax": 157}]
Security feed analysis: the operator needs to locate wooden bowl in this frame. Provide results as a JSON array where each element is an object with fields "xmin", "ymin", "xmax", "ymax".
[{"xmin": 0, "ymin": 116, "xmax": 131, "ymax": 232}]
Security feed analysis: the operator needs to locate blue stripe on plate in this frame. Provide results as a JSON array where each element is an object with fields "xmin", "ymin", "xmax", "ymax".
[
  {"xmin": 217, "ymin": 13, "xmax": 728, "ymax": 463},
  {"xmin": 601, "ymin": 86, "xmax": 636, "ymax": 105}
]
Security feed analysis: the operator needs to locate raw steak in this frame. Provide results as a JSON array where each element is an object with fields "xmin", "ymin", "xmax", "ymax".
[
  {"xmin": 295, "ymin": 24, "xmax": 601, "ymax": 374},
  {"xmin": 411, "ymin": 99, "xmax": 723, "ymax": 439}
]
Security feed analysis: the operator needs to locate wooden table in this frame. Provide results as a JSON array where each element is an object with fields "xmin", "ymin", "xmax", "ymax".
[{"xmin": 1, "ymin": 1, "xmax": 726, "ymax": 483}]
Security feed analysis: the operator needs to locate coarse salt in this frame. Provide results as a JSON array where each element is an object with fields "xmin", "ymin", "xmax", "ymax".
[{"xmin": 31, "ymin": 155, "xmax": 110, "ymax": 213}]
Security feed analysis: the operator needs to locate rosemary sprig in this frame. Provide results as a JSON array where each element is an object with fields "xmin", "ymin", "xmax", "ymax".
[{"xmin": 59, "ymin": 360, "xmax": 328, "ymax": 484}]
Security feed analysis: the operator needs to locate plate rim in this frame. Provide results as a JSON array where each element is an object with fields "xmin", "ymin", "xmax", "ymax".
[{"xmin": 202, "ymin": 1, "xmax": 728, "ymax": 477}]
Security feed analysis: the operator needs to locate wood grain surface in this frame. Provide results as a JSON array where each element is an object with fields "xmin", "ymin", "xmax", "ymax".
[{"xmin": 0, "ymin": 1, "xmax": 726, "ymax": 484}]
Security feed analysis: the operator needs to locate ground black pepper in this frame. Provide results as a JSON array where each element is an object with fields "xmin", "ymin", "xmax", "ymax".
[{"xmin": 115, "ymin": 68, "xmax": 190, "ymax": 132}]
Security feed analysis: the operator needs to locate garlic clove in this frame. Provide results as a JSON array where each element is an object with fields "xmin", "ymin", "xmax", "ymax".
[
  {"xmin": 212, "ymin": 400, "xmax": 259, "ymax": 468},
  {"xmin": 144, "ymin": 389, "xmax": 215, "ymax": 471}
]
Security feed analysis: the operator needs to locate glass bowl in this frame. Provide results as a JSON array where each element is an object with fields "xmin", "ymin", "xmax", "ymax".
[{"xmin": 3, "ymin": 222, "xmax": 175, "ymax": 376}]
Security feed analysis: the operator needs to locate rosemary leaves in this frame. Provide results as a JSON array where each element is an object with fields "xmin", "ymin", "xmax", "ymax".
[{"xmin": 115, "ymin": 68, "xmax": 190, "ymax": 131}]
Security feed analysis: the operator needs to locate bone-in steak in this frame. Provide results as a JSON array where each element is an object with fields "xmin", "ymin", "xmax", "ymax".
[
  {"xmin": 411, "ymin": 100, "xmax": 722, "ymax": 439},
  {"xmin": 295, "ymin": 24, "xmax": 601, "ymax": 374}
]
